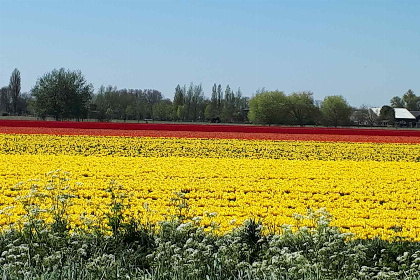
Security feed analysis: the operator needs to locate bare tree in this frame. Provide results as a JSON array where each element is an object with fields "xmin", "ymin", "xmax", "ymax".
[
  {"xmin": 352, "ymin": 105, "xmax": 377, "ymax": 126},
  {"xmin": 9, "ymin": 68, "xmax": 21, "ymax": 114}
]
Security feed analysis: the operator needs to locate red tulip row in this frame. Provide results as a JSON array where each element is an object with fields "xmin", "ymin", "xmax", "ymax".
[
  {"xmin": 1, "ymin": 120, "xmax": 420, "ymax": 143},
  {"xmin": 1, "ymin": 119, "xmax": 420, "ymax": 136}
]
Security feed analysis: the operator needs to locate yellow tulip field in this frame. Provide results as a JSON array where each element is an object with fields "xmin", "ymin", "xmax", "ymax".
[{"xmin": 0, "ymin": 127, "xmax": 419, "ymax": 241}]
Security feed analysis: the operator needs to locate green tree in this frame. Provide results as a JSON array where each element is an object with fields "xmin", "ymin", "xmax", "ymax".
[
  {"xmin": 94, "ymin": 85, "xmax": 118, "ymax": 120},
  {"xmin": 221, "ymin": 84, "xmax": 235, "ymax": 122},
  {"xmin": 153, "ymin": 99, "xmax": 173, "ymax": 120},
  {"xmin": 125, "ymin": 105, "xmax": 136, "ymax": 120},
  {"xmin": 248, "ymin": 90, "xmax": 288, "ymax": 125},
  {"xmin": 133, "ymin": 89, "xmax": 148, "ymax": 121},
  {"xmin": 217, "ymin": 84, "xmax": 223, "ymax": 113},
  {"xmin": 191, "ymin": 83, "xmax": 205, "ymax": 121},
  {"xmin": 16, "ymin": 92, "xmax": 32, "ymax": 116},
  {"xmin": 320, "ymin": 95, "xmax": 352, "ymax": 127},
  {"xmin": 390, "ymin": 96, "xmax": 405, "ymax": 108},
  {"xmin": 9, "ymin": 68, "xmax": 21, "ymax": 114},
  {"xmin": 402, "ymin": 89, "xmax": 420, "ymax": 111},
  {"xmin": 118, "ymin": 89, "xmax": 136, "ymax": 120},
  {"xmin": 286, "ymin": 91, "xmax": 319, "ymax": 126},
  {"xmin": 173, "ymin": 83, "xmax": 206, "ymax": 122},
  {"xmin": 31, "ymin": 68, "xmax": 93, "ymax": 120},
  {"xmin": 0, "ymin": 86, "xmax": 10, "ymax": 114},
  {"xmin": 205, "ymin": 83, "xmax": 219, "ymax": 121},
  {"xmin": 184, "ymin": 83, "xmax": 194, "ymax": 120},
  {"xmin": 379, "ymin": 105, "xmax": 395, "ymax": 125},
  {"xmin": 93, "ymin": 86, "xmax": 108, "ymax": 121},
  {"xmin": 204, "ymin": 104, "xmax": 212, "ymax": 121},
  {"xmin": 390, "ymin": 89, "xmax": 419, "ymax": 111},
  {"xmin": 233, "ymin": 88, "xmax": 249, "ymax": 123},
  {"xmin": 173, "ymin": 84, "xmax": 185, "ymax": 120},
  {"xmin": 144, "ymin": 89, "xmax": 163, "ymax": 119},
  {"xmin": 177, "ymin": 105, "xmax": 187, "ymax": 120}
]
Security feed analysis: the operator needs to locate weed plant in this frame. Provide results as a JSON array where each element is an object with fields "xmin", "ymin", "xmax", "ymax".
[{"xmin": 1, "ymin": 172, "xmax": 420, "ymax": 279}]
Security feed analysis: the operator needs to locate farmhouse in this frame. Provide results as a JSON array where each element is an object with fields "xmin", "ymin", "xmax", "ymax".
[
  {"xmin": 370, "ymin": 107, "xmax": 417, "ymax": 127},
  {"xmin": 409, "ymin": 111, "xmax": 420, "ymax": 122}
]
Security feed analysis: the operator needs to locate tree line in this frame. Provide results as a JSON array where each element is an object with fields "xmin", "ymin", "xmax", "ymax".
[
  {"xmin": 390, "ymin": 89, "xmax": 420, "ymax": 111},
  {"xmin": 0, "ymin": 68, "xmax": 250, "ymax": 123},
  {"xmin": 1, "ymin": 69, "xmax": 31, "ymax": 116},
  {"xmin": 1, "ymin": 68, "xmax": 418, "ymax": 126}
]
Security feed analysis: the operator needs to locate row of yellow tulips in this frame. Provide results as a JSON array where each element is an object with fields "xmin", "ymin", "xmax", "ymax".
[{"xmin": 1, "ymin": 133, "xmax": 420, "ymax": 161}]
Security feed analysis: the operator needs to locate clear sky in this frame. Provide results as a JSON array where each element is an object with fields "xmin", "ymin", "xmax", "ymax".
[{"xmin": 1, "ymin": 0, "xmax": 419, "ymax": 107}]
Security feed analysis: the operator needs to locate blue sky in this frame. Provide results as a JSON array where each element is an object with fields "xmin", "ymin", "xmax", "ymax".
[{"xmin": 1, "ymin": 0, "xmax": 419, "ymax": 107}]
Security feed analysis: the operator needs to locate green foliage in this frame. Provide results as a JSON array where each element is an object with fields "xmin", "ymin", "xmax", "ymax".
[
  {"xmin": 402, "ymin": 89, "xmax": 420, "ymax": 111},
  {"xmin": 171, "ymin": 83, "xmax": 208, "ymax": 122},
  {"xmin": 390, "ymin": 89, "xmax": 420, "ymax": 111},
  {"xmin": 248, "ymin": 90, "xmax": 321, "ymax": 126},
  {"xmin": 204, "ymin": 83, "xmax": 220, "ymax": 121},
  {"xmin": 379, "ymin": 105, "xmax": 395, "ymax": 125},
  {"xmin": 153, "ymin": 99, "xmax": 173, "ymax": 121},
  {"xmin": 92, "ymin": 86, "xmax": 162, "ymax": 121},
  {"xmin": 390, "ymin": 96, "xmax": 405, "ymax": 108},
  {"xmin": 286, "ymin": 91, "xmax": 320, "ymax": 126},
  {"xmin": 105, "ymin": 181, "xmax": 129, "ymax": 237},
  {"xmin": 31, "ymin": 68, "xmax": 93, "ymax": 120},
  {"xmin": 248, "ymin": 90, "xmax": 288, "ymax": 125},
  {"xmin": 173, "ymin": 84, "xmax": 185, "ymax": 120},
  {"xmin": 205, "ymin": 84, "xmax": 247, "ymax": 123},
  {"xmin": 220, "ymin": 85, "xmax": 234, "ymax": 122},
  {"xmin": 320, "ymin": 95, "xmax": 353, "ymax": 127},
  {"xmin": 0, "ymin": 86, "xmax": 10, "ymax": 114},
  {"xmin": 9, "ymin": 68, "xmax": 21, "ymax": 115}
]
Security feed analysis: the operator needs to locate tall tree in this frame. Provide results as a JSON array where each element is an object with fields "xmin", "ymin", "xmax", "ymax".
[
  {"xmin": 9, "ymin": 68, "xmax": 21, "ymax": 114},
  {"xmin": 144, "ymin": 89, "xmax": 163, "ymax": 118},
  {"xmin": 217, "ymin": 84, "xmax": 223, "ymax": 113},
  {"xmin": 31, "ymin": 68, "xmax": 93, "ymax": 120},
  {"xmin": 0, "ymin": 86, "xmax": 10, "ymax": 114},
  {"xmin": 221, "ymin": 84, "xmax": 235, "ymax": 122},
  {"xmin": 134, "ymin": 89, "xmax": 147, "ymax": 121},
  {"xmin": 173, "ymin": 84, "xmax": 185, "ymax": 120},
  {"xmin": 320, "ymin": 95, "xmax": 352, "ymax": 127},
  {"xmin": 103, "ymin": 85, "xmax": 120, "ymax": 120},
  {"xmin": 205, "ymin": 83, "xmax": 219, "ymax": 120},
  {"xmin": 93, "ymin": 85, "xmax": 108, "ymax": 121},
  {"xmin": 233, "ymin": 88, "xmax": 248, "ymax": 122},
  {"xmin": 185, "ymin": 83, "xmax": 194, "ymax": 120},
  {"xmin": 192, "ymin": 83, "xmax": 204, "ymax": 121},
  {"xmin": 211, "ymin": 83, "xmax": 218, "ymax": 108}
]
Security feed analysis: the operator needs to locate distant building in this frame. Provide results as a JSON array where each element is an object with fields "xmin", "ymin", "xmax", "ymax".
[
  {"xmin": 409, "ymin": 111, "xmax": 420, "ymax": 122},
  {"xmin": 351, "ymin": 108, "xmax": 378, "ymax": 126},
  {"xmin": 371, "ymin": 107, "xmax": 417, "ymax": 126}
]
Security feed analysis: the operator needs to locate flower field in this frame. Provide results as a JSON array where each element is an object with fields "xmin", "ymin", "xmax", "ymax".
[{"xmin": 0, "ymin": 120, "xmax": 420, "ymax": 241}]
